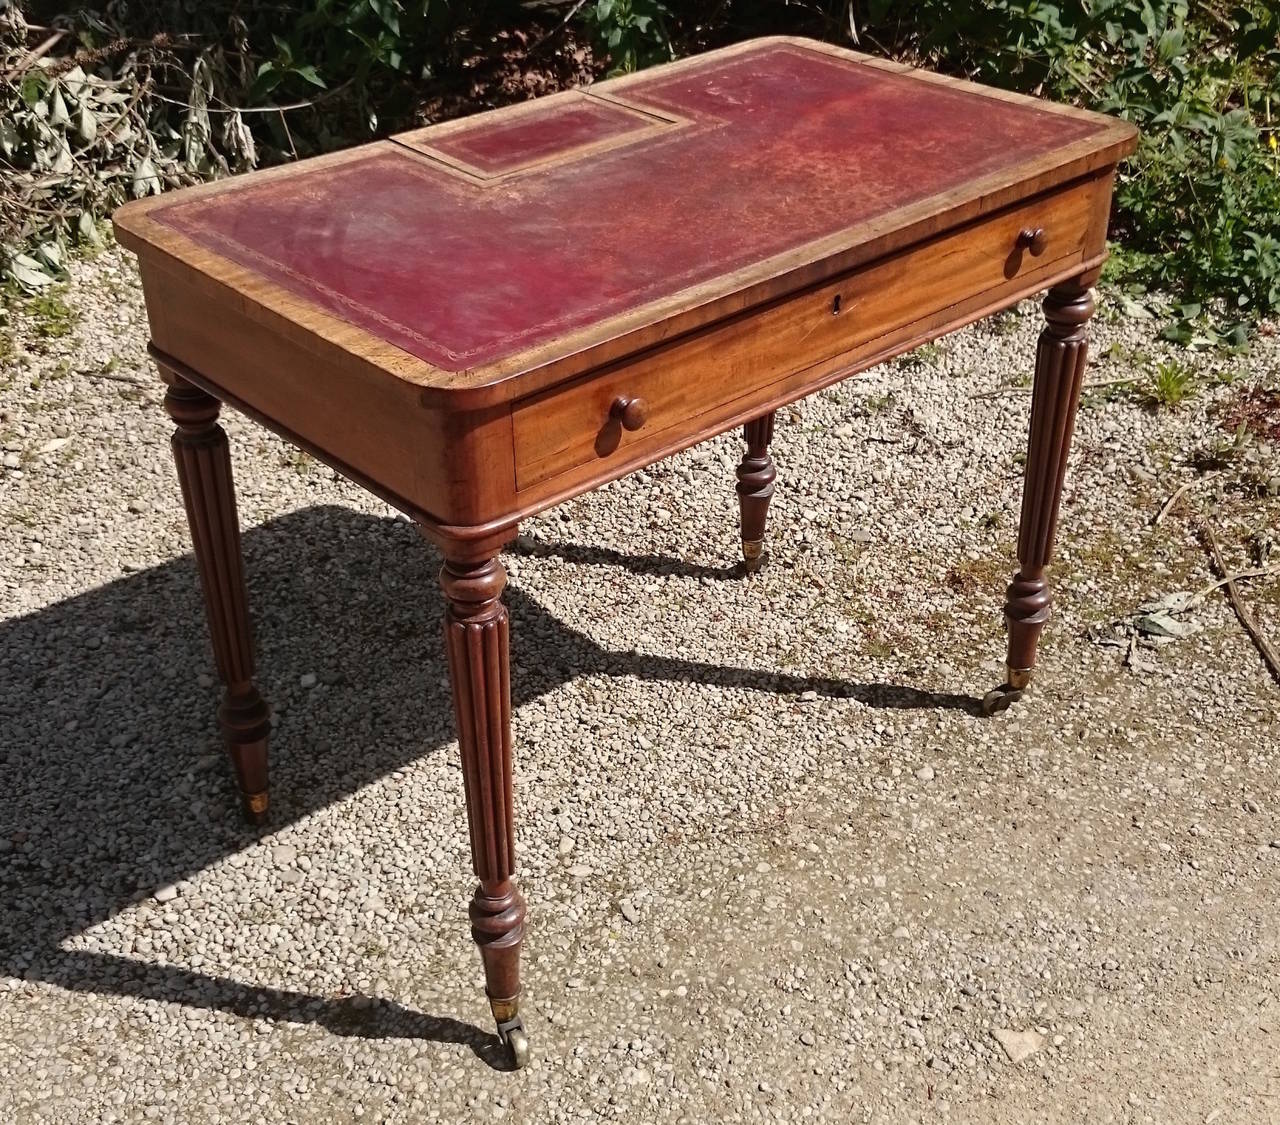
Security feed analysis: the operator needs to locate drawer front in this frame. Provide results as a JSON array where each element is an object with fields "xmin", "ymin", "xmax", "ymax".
[{"xmin": 512, "ymin": 173, "xmax": 1110, "ymax": 490}]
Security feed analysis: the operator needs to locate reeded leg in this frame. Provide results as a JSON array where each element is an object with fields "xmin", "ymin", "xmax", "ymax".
[
  {"xmin": 163, "ymin": 375, "xmax": 271, "ymax": 822},
  {"xmin": 736, "ymin": 411, "xmax": 777, "ymax": 573},
  {"xmin": 985, "ymin": 278, "xmax": 1095, "ymax": 715},
  {"xmin": 438, "ymin": 551, "xmax": 529, "ymax": 1068}
]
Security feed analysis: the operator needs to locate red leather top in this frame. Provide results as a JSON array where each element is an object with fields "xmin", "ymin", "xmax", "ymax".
[{"xmin": 151, "ymin": 40, "xmax": 1108, "ymax": 374}]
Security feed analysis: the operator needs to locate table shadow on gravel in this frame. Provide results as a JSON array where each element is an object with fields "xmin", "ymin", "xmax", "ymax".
[{"xmin": 0, "ymin": 504, "xmax": 979, "ymax": 1054}]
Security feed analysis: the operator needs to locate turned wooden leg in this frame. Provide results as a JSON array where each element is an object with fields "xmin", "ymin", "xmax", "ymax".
[
  {"xmin": 164, "ymin": 375, "xmax": 271, "ymax": 822},
  {"xmin": 736, "ymin": 411, "xmax": 777, "ymax": 573},
  {"xmin": 438, "ymin": 552, "xmax": 529, "ymax": 1068},
  {"xmin": 986, "ymin": 278, "xmax": 1095, "ymax": 714}
]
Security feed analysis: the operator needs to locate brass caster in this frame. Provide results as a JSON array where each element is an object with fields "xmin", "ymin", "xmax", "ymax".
[
  {"xmin": 496, "ymin": 1013, "xmax": 530, "ymax": 1069},
  {"xmin": 741, "ymin": 539, "xmax": 766, "ymax": 575},
  {"xmin": 981, "ymin": 683, "xmax": 1023, "ymax": 716},
  {"xmin": 507, "ymin": 1026, "xmax": 531, "ymax": 1069},
  {"xmin": 981, "ymin": 668, "xmax": 1032, "ymax": 716}
]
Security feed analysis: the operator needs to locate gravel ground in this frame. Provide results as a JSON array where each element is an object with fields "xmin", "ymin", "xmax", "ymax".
[{"xmin": 2, "ymin": 244, "xmax": 1279, "ymax": 1124}]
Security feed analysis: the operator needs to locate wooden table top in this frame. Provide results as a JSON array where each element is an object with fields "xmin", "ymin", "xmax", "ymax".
[{"xmin": 114, "ymin": 37, "xmax": 1134, "ymax": 405}]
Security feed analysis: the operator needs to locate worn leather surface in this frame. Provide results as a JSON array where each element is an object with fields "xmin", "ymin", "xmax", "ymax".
[
  {"xmin": 411, "ymin": 93, "xmax": 666, "ymax": 176},
  {"xmin": 155, "ymin": 41, "xmax": 1101, "ymax": 373}
]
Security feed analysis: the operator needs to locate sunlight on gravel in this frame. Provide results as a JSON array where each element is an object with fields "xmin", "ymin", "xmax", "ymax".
[{"xmin": 1, "ymin": 245, "xmax": 1278, "ymax": 1123}]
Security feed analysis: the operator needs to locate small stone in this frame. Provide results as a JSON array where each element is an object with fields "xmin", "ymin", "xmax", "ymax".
[
  {"xmin": 848, "ymin": 529, "xmax": 874, "ymax": 544},
  {"xmin": 568, "ymin": 864, "xmax": 592, "ymax": 878},
  {"xmin": 991, "ymin": 1028, "xmax": 1045, "ymax": 1064},
  {"xmin": 3, "ymin": 453, "xmax": 20, "ymax": 469},
  {"xmin": 37, "ymin": 438, "xmax": 69, "ymax": 455},
  {"xmin": 299, "ymin": 673, "xmax": 317, "ymax": 688},
  {"xmin": 872, "ymin": 874, "xmax": 887, "ymax": 888},
  {"xmin": 756, "ymin": 861, "xmax": 772, "ymax": 874},
  {"xmin": 196, "ymin": 673, "xmax": 214, "ymax": 688},
  {"xmin": 637, "ymin": 735, "xmax": 654, "ymax": 751},
  {"xmin": 1242, "ymin": 798, "xmax": 1259, "ymax": 814},
  {"xmin": 272, "ymin": 845, "xmax": 298, "ymax": 866},
  {"xmin": 620, "ymin": 899, "xmax": 639, "ymax": 924},
  {"xmin": 558, "ymin": 835, "xmax": 575, "ymax": 856},
  {"xmin": 893, "ymin": 925, "xmax": 911, "ymax": 940},
  {"xmin": 127, "ymin": 499, "xmax": 150, "ymax": 514},
  {"xmin": 799, "ymin": 1030, "xmax": 816, "ymax": 1046},
  {"xmin": 799, "ymin": 690, "xmax": 818, "ymax": 702},
  {"xmin": 153, "ymin": 884, "xmax": 178, "ymax": 903},
  {"xmin": 915, "ymin": 765, "xmax": 935, "ymax": 782}
]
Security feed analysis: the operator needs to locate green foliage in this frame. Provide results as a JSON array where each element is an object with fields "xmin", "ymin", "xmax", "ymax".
[
  {"xmin": 1081, "ymin": 1, "xmax": 1280, "ymax": 345},
  {"xmin": 1143, "ymin": 358, "xmax": 1199, "ymax": 407},
  {"xmin": 23, "ymin": 286, "xmax": 78, "ymax": 339},
  {"xmin": 250, "ymin": 1, "xmax": 486, "ymax": 105},
  {"xmin": 580, "ymin": 0, "xmax": 673, "ymax": 75}
]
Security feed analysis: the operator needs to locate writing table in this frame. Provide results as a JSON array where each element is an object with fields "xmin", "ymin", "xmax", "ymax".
[{"xmin": 113, "ymin": 37, "xmax": 1137, "ymax": 1067}]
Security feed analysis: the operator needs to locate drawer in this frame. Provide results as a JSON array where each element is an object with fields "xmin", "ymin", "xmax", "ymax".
[{"xmin": 512, "ymin": 173, "xmax": 1110, "ymax": 490}]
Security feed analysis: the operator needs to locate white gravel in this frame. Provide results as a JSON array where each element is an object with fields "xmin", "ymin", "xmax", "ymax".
[{"xmin": 1, "ymin": 244, "xmax": 1279, "ymax": 1123}]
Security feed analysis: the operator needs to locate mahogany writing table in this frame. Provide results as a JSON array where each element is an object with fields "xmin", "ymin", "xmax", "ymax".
[{"xmin": 113, "ymin": 37, "xmax": 1137, "ymax": 1067}]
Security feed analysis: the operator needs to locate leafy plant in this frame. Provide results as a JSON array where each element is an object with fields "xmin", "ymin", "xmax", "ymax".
[
  {"xmin": 580, "ymin": 0, "xmax": 673, "ymax": 75},
  {"xmin": 1143, "ymin": 359, "xmax": 1199, "ymax": 407},
  {"xmin": 1, "ymin": 12, "xmax": 259, "ymax": 289}
]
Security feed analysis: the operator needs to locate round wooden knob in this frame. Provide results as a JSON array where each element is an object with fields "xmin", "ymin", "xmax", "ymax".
[
  {"xmin": 1016, "ymin": 227, "xmax": 1048, "ymax": 256},
  {"xmin": 610, "ymin": 395, "xmax": 648, "ymax": 431}
]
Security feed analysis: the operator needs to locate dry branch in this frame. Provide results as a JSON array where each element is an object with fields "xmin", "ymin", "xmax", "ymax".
[{"xmin": 1203, "ymin": 522, "xmax": 1280, "ymax": 685}]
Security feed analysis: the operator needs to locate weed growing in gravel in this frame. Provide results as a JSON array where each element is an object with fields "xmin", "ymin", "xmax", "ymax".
[
  {"xmin": 21, "ymin": 286, "xmax": 78, "ymax": 340},
  {"xmin": 984, "ymin": 307, "xmax": 1022, "ymax": 336},
  {"xmin": 1081, "ymin": 381, "xmax": 1136, "ymax": 407},
  {"xmin": 283, "ymin": 448, "xmax": 314, "ymax": 476},
  {"xmin": 944, "ymin": 555, "xmax": 1007, "ymax": 594},
  {"xmin": 896, "ymin": 342, "xmax": 947, "ymax": 370},
  {"xmin": 1190, "ymin": 419, "xmax": 1279, "ymax": 495},
  {"xmin": 1143, "ymin": 360, "xmax": 1199, "ymax": 408},
  {"xmin": 859, "ymin": 390, "xmax": 897, "ymax": 414}
]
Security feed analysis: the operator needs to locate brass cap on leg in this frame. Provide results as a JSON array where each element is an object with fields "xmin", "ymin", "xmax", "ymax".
[
  {"xmin": 242, "ymin": 790, "xmax": 269, "ymax": 825},
  {"xmin": 742, "ymin": 539, "xmax": 765, "ymax": 573},
  {"xmin": 489, "ymin": 995, "xmax": 520, "ymax": 1025},
  {"xmin": 1006, "ymin": 665, "xmax": 1034, "ymax": 690}
]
